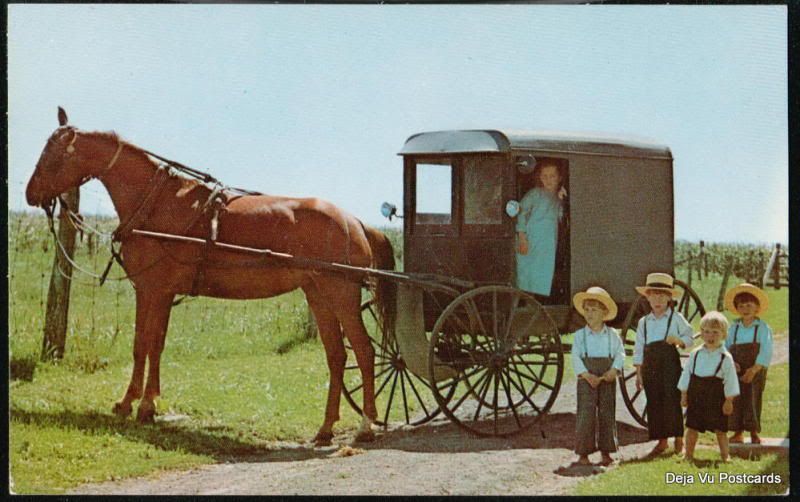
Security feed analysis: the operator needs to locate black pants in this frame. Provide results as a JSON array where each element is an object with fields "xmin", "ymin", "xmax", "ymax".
[{"xmin": 641, "ymin": 342, "xmax": 684, "ymax": 439}]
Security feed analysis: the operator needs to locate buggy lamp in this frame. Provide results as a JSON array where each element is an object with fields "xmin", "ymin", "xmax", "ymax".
[
  {"xmin": 505, "ymin": 200, "xmax": 520, "ymax": 218},
  {"xmin": 380, "ymin": 202, "xmax": 402, "ymax": 221},
  {"xmin": 515, "ymin": 155, "xmax": 537, "ymax": 174}
]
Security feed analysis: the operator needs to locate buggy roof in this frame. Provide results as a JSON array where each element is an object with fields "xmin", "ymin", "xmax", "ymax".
[{"xmin": 398, "ymin": 129, "xmax": 672, "ymax": 159}]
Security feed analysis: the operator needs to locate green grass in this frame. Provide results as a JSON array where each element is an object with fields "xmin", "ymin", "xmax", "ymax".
[
  {"xmin": 8, "ymin": 212, "xmax": 790, "ymax": 493},
  {"xmin": 574, "ymin": 363, "xmax": 789, "ymax": 495}
]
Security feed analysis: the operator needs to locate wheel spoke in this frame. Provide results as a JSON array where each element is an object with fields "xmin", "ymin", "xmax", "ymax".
[
  {"xmin": 503, "ymin": 293, "xmax": 522, "ymax": 342},
  {"xmin": 471, "ymin": 368, "xmax": 494, "ymax": 421},
  {"xmin": 500, "ymin": 368, "xmax": 523, "ymax": 429},
  {"xmin": 506, "ymin": 367, "xmax": 543, "ymax": 414},
  {"xmin": 492, "ymin": 371, "xmax": 500, "ymax": 435},
  {"xmin": 400, "ymin": 368, "xmax": 410, "ymax": 424},
  {"xmin": 403, "ymin": 368, "xmax": 432, "ymax": 417},
  {"xmin": 374, "ymin": 365, "xmax": 395, "ymax": 397},
  {"xmin": 383, "ymin": 371, "xmax": 400, "ymax": 425}
]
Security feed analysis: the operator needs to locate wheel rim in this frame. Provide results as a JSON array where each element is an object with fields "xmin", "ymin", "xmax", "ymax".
[
  {"xmin": 618, "ymin": 279, "xmax": 706, "ymax": 427},
  {"xmin": 428, "ymin": 286, "xmax": 563, "ymax": 437}
]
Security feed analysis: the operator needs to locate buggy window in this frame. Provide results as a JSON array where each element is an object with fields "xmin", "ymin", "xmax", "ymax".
[
  {"xmin": 415, "ymin": 162, "xmax": 452, "ymax": 224},
  {"xmin": 463, "ymin": 157, "xmax": 504, "ymax": 225}
]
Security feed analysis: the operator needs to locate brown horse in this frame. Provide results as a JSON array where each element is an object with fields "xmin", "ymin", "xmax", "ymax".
[{"xmin": 25, "ymin": 108, "xmax": 395, "ymax": 445}]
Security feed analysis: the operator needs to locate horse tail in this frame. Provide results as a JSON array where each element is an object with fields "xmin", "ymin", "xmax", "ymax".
[{"xmin": 360, "ymin": 222, "xmax": 397, "ymax": 349}]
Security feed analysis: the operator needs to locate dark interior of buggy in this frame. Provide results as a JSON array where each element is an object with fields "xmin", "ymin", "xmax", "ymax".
[{"xmin": 408, "ymin": 154, "xmax": 570, "ymax": 305}]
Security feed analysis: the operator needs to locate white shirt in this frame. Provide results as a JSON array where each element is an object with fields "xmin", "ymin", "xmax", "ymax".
[
  {"xmin": 571, "ymin": 324, "xmax": 625, "ymax": 376},
  {"xmin": 677, "ymin": 345, "xmax": 740, "ymax": 398},
  {"xmin": 632, "ymin": 308, "xmax": 694, "ymax": 365}
]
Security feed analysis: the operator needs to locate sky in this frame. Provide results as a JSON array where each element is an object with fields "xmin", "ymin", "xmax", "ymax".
[{"xmin": 7, "ymin": 4, "xmax": 788, "ymax": 245}]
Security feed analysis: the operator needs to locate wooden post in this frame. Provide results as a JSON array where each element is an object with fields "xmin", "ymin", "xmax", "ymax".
[
  {"xmin": 686, "ymin": 252, "xmax": 693, "ymax": 287},
  {"xmin": 304, "ymin": 305, "xmax": 318, "ymax": 341},
  {"xmin": 41, "ymin": 188, "xmax": 79, "ymax": 361},
  {"xmin": 699, "ymin": 240, "xmax": 706, "ymax": 279},
  {"xmin": 773, "ymin": 243, "xmax": 782, "ymax": 289},
  {"xmin": 716, "ymin": 256, "xmax": 733, "ymax": 311}
]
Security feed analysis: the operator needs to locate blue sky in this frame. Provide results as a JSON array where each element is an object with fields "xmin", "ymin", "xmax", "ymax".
[{"xmin": 7, "ymin": 4, "xmax": 787, "ymax": 244}]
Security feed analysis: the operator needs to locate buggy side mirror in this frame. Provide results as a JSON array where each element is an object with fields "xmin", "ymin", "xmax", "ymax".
[
  {"xmin": 515, "ymin": 155, "xmax": 536, "ymax": 174},
  {"xmin": 505, "ymin": 200, "xmax": 520, "ymax": 218},
  {"xmin": 381, "ymin": 202, "xmax": 402, "ymax": 221}
]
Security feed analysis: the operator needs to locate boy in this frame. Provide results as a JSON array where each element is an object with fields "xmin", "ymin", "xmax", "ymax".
[
  {"xmin": 678, "ymin": 311, "xmax": 739, "ymax": 462},
  {"xmin": 633, "ymin": 273, "xmax": 695, "ymax": 456},
  {"xmin": 571, "ymin": 286, "xmax": 625, "ymax": 466},
  {"xmin": 724, "ymin": 283, "xmax": 773, "ymax": 444}
]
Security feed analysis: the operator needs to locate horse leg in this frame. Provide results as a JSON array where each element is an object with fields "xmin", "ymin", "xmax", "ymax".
[
  {"xmin": 113, "ymin": 288, "xmax": 153, "ymax": 418},
  {"xmin": 136, "ymin": 291, "xmax": 175, "ymax": 424},
  {"xmin": 304, "ymin": 287, "xmax": 346, "ymax": 446},
  {"xmin": 335, "ymin": 284, "xmax": 377, "ymax": 442}
]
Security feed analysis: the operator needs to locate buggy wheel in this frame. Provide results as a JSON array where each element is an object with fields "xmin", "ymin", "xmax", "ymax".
[
  {"xmin": 428, "ymin": 286, "xmax": 563, "ymax": 437},
  {"xmin": 342, "ymin": 299, "xmax": 449, "ymax": 428},
  {"xmin": 618, "ymin": 279, "xmax": 706, "ymax": 427}
]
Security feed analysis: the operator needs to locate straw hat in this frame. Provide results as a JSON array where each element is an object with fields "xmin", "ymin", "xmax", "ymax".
[
  {"xmin": 573, "ymin": 286, "xmax": 618, "ymax": 321},
  {"xmin": 724, "ymin": 283, "xmax": 769, "ymax": 315},
  {"xmin": 635, "ymin": 272, "xmax": 680, "ymax": 299}
]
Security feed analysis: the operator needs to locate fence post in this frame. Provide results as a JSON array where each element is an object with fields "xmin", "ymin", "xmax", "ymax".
[
  {"xmin": 304, "ymin": 305, "xmax": 318, "ymax": 340},
  {"xmin": 41, "ymin": 188, "xmax": 79, "ymax": 361},
  {"xmin": 716, "ymin": 256, "xmax": 733, "ymax": 311},
  {"xmin": 773, "ymin": 243, "xmax": 782, "ymax": 290},
  {"xmin": 699, "ymin": 240, "xmax": 706, "ymax": 280},
  {"xmin": 686, "ymin": 252, "xmax": 693, "ymax": 288}
]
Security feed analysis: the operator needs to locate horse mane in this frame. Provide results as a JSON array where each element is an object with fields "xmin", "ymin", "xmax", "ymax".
[{"xmin": 90, "ymin": 129, "xmax": 208, "ymax": 192}]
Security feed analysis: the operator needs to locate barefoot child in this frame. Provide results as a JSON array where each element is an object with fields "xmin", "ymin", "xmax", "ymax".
[
  {"xmin": 633, "ymin": 273, "xmax": 695, "ymax": 456},
  {"xmin": 724, "ymin": 283, "xmax": 773, "ymax": 444},
  {"xmin": 678, "ymin": 311, "xmax": 739, "ymax": 462},
  {"xmin": 571, "ymin": 286, "xmax": 625, "ymax": 466}
]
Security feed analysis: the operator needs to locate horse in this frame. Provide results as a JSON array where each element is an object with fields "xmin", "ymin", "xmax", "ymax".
[{"xmin": 25, "ymin": 108, "xmax": 396, "ymax": 445}]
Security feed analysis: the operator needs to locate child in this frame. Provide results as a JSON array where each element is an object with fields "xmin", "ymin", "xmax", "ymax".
[
  {"xmin": 723, "ymin": 283, "xmax": 773, "ymax": 444},
  {"xmin": 633, "ymin": 273, "xmax": 695, "ymax": 456},
  {"xmin": 571, "ymin": 286, "xmax": 625, "ymax": 466},
  {"xmin": 678, "ymin": 311, "xmax": 739, "ymax": 462}
]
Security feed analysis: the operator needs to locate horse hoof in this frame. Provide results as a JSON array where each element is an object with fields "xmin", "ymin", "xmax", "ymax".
[
  {"xmin": 136, "ymin": 406, "xmax": 156, "ymax": 424},
  {"xmin": 112, "ymin": 402, "xmax": 132, "ymax": 418},
  {"xmin": 354, "ymin": 429, "xmax": 376, "ymax": 443},
  {"xmin": 314, "ymin": 432, "xmax": 334, "ymax": 446}
]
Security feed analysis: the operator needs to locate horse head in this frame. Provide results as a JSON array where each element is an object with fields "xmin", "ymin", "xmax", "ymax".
[{"xmin": 26, "ymin": 107, "xmax": 101, "ymax": 208}]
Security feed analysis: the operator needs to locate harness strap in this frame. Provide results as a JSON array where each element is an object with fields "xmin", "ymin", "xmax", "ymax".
[
  {"xmin": 190, "ymin": 192, "xmax": 226, "ymax": 296},
  {"xmin": 113, "ymin": 166, "xmax": 172, "ymax": 242}
]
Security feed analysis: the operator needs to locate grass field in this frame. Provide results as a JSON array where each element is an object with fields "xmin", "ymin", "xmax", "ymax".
[{"xmin": 7, "ymin": 212, "xmax": 790, "ymax": 494}]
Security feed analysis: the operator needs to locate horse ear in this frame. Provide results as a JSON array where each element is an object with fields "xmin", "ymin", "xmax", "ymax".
[{"xmin": 57, "ymin": 107, "xmax": 68, "ymax": 126}]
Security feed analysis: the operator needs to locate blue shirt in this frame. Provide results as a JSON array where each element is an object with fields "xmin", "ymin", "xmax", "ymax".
[
  {"xmin": 677, "ymin": 345, "xmax": 740, "ymax": 398},
  {"xmin": 724, "ymin": 318, "xmax": 773, "ymax": 368},
  {"xmin": 633, "ymin": 308, "xmax": 694, "ymax": 365},
  {"xmin": 571, "ymin": 324, "xmax": 625, "ymax": 376}
]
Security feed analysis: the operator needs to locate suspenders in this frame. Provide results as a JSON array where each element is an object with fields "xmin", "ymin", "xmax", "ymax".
[
  {"xmin": 691, "ymin": 351, "xmax": 725, "ymax": 377},
  {"xmin": 582, "ymin": 326, "xmax": 612, "ymax": 359},
  {"xmin": 732, "ymin": 321, "xmax": 760, "ymax": 345},
  {"xmin": 643, "ymin": 309, "xmax": 675, "ymax": 345}
]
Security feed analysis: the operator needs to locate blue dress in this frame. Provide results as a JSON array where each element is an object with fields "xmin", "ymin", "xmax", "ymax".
[{"xmin": 515, "ymin": 187, "xmax": 563, "ymax": 296}]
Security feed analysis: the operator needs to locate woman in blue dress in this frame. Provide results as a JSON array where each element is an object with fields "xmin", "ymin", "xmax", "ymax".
[{"xmin": 516, "ymin": 159, "xmax": 567, "ymax": 298}]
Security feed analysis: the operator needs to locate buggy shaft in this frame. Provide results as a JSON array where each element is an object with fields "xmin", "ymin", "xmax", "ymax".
[{"xmin": 131, "ymin": 228, "xmax": 458, "ymax": 294}]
